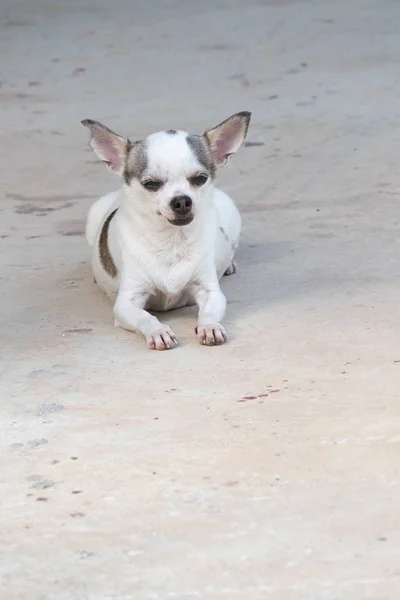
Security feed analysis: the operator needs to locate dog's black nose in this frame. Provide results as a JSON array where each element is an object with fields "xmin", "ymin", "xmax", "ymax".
[{"xmin": 170, "ymin": 195, "xmax": 192, "ymax": 214}]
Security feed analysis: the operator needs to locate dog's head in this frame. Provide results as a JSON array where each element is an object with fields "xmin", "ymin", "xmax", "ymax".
[{"xmin": 82, "ymin": 112, "xmax": 251, "ymax": 226}]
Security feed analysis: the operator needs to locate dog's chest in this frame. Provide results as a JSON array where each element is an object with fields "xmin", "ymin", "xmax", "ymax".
[
  {"xmin": 151, "ymin": 249, "xmax": 197, "ymax": 296},
  {"xmin": 125, "ymin": 233, "xmax": 200, "ymax": 297}
]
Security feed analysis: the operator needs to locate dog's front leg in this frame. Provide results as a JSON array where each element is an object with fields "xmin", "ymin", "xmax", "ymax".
[
  {"xmin": 193, "ymin": 284, "xmax": 227, "ymax": 346},
  {"xmin": 114, "ymin": 291, "xmax": 178, "ymax": 351}
]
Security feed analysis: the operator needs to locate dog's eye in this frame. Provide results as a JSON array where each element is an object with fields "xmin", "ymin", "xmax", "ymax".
[
  {"xmin": 190, "ymin": 174, "xmax": 208, "ymax": 187},
  {"xmin": 142, "ymin": 180, "xmax": 162, "ymax": 192}
]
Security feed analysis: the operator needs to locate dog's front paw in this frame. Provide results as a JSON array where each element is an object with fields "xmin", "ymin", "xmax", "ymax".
[
  {"xmin": 147, "ymin": 326, "xmax": 178, "ymax": 351},
  {"xmin": 196, "ymin": 324, "xmax": 227, "ymax": 346}
]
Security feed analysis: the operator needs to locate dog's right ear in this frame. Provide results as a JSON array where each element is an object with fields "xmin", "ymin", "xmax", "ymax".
[{"xmin": 81, "ymin": 119, "xmax": 128, "ymax": 176}]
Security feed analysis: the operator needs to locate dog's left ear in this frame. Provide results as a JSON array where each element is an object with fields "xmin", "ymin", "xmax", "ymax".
[
  {"xmin": 81, "ymin": 119, "xmax": 129, "ymax": 176},
  {"xmin": 204, "ymin": 111, "xmax": 251, "ymax": 168}
]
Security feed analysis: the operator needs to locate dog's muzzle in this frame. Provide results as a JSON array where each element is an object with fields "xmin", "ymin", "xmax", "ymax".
[{"xmin": 168, "ymin": 195, "xmax": 194, "ymax": 226}]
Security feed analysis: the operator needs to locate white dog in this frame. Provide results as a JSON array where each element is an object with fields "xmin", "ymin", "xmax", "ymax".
[{"xmin": 82, "ymin": 111, "xmax": 251, "ymax": 350}]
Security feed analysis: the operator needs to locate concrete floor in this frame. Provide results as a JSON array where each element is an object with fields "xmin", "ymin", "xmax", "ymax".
[{"xmin": 1, "ymin": 0, "xmax": 400, "ymax": 598}]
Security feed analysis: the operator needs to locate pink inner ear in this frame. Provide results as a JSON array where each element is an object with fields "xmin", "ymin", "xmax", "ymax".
[
  {"xmin": 92, "ymin": 130, "xmax": 125, "ymax": 172},
  {"xmin": 211, "ymin": 120, "xmax": 243, "ymax": 164},
  {"xmin": 105, "ymin": 143, "xmax": 124, "ymax": 172}
]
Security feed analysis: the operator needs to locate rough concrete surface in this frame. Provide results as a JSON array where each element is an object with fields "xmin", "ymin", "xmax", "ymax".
[{"xmin": 1, "ymin": 0, "xmax": 400, "ymax": 598}]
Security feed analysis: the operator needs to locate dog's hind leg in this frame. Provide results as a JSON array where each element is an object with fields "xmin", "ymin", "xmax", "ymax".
[
  {"xmin": 213, "ymin": 189, "xmax": 241, "ymax": 279},
  {"xmin": 223, "ymin": 260, "xmax": 237, "ymax": 276}
]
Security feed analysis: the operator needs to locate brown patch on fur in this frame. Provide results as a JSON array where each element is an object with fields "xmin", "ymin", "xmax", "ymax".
[
  {"xmin": 99, "ymin": 209, "xmax": 118, "ymax": 278},
  {"xmin": 219, "ymin": 226, "xmax": 229, "ymax": 242},
  {"xmin": 186, "ymin": 134, "xmax": 216, "ymax": 179},
  {"xmin": 123, "ymin": 140, "xmax": 148, "ymax": 184}
]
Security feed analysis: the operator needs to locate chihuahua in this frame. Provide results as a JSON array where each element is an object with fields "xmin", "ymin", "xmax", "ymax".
[{"xmin": 82, "ymin": 111, "xmax": 251, "ymax": 350}]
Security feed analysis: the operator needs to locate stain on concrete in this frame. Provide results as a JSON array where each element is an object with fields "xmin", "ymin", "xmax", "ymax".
[
  {"xmin": 0, "ymin": 92, "xmax": 32, "ymax": 100},
  {"xmin": 78, "ymin": 551, "xmax": 95, "ymax": 559},
  {"xmin": 27, "ymin": 476, "xmax": 55, "ymax": 490},
  {"xmin": 36, "ymin": 403, "xmax": 64, "ymax": 416},
  {"xmin": 14, "ymin": 202, "xmax": 73, "ymax": 215},
  {"xmin": 7, "ymin": 193, "xmax": 93, "ymax": 202},
  {"xmin": 29, "ymin": 369, "xmax": 47, "ymax": 377},
  {"xmin": 58, "ymin": 219, "xmax": 86, "ymax": 236},
  {"xmin": 60, "ymin": 230, "xmax": 85, "ymax": 236},
  {"xmin": 27, "ymin": 438, "xmax": 48, "ymax": 448},
  {"xmin": 2, "ymin": 19, "xmax": 32, "ymax": 27}
]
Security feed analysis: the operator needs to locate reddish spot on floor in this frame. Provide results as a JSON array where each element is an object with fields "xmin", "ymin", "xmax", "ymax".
[{"xmin": 238, "ymin": 395, "xmax": 257, "ymax": 402}]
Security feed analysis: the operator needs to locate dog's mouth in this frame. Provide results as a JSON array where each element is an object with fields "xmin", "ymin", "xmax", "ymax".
[{"xmin": 167, "ymin": 215, "xmax": 194, "ymax": 227}]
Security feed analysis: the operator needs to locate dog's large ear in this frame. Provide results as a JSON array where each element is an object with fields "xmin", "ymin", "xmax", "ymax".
[
  {"xmin": 204, "ymin": 111, "xmax": 251, "ymax": 168},
  {"xmin": 81, "ymin": 119, "xmax": 128, "ymax": 176}
]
